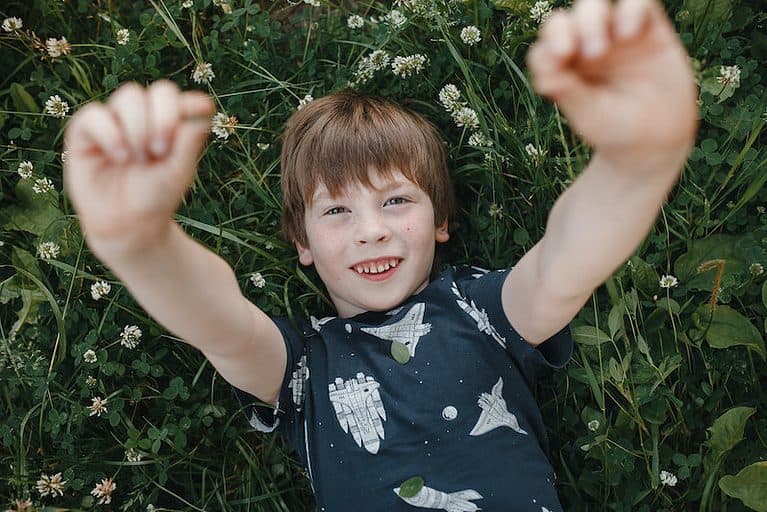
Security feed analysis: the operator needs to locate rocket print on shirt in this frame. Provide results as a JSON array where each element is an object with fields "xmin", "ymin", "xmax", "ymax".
[
  {"xmin": 450, "ymin": 282, "xmax": 506, "ymax": 349},
  {"xmin": 361, "ymin": 303, "xmax": 431, "ymax": 358},
  {"xmin": 470, "ymin": 377, "xmax": 528, "ymax": 436},
  {"xmin": 393, "ymin": 485, "xmax": 483, "ymax": 511},
  {"xmin": 328, "ymin": 372, "xmax": 387, "ymax": 454},
  {"xmin": 288, "ymin": 354, "xmax": 309, "ymax": 411}
]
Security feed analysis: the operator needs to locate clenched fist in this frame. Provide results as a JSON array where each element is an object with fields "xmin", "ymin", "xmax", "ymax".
[{"xmin": 63, "ymin": 80, "xmax": 214, "ymax": 257}]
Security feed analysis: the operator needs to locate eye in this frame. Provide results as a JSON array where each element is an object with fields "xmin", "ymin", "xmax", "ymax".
[
  {"xmin": 384, "ymin": 197, "xmax": 408, "ymax": 206},
  {"xmin": 324, "ymin": 206, "xmax": 347, "ymax": 216}
]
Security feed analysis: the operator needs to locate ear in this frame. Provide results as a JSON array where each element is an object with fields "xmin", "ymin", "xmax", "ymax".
[
  {"xmin": 295, "ymin": 240, "xmax": 314, "ymax": 266},
  {"xmin": 435, "ymin": 219, "xmax": 449, "ymax": 243}
]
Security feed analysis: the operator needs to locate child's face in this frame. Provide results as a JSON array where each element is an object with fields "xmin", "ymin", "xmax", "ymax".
[{"xmin": 296, "ymin": 168, "xmax": 449, "ymax": 318}]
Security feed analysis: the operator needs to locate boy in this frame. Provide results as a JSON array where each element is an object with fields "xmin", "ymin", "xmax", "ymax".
[{"xmin": 62, "ymin": 0, "xmax": 698, "ymax": 509}]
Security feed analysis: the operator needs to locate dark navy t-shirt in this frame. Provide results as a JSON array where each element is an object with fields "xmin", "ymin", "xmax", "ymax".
[{"xmin": 233, "ymin": 265, "xmax": 573, "ymax": 512}]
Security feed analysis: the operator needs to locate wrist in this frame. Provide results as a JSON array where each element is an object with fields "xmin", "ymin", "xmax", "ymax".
[{"xmin": 86, "ymin": 219, "xmax": 176, "ymax": 265}]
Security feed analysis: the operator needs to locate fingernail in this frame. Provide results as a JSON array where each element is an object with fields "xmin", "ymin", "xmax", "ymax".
[
  {"xmin": 617, "ymin": 17, "xmax": 638, "ymax": 39},
  {"xmin": 151, "ymin": 137, "xmax": 167, "ymax": 156}
]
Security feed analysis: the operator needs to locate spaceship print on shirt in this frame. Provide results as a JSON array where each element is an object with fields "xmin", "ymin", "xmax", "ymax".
[
  {"xmin": 392, "ymin": 484, "xmax": 483, "ymax": 511},
  {"xmin": 450, "ymin": 281, "xmax": 506, "ymax": 349},
  {"xmin": 470, "ymin": 376, "xmax": 528, "ymax": 436},
  {"xmin": 328, "ymin": 372, "xmax": 387, "ymax": 454},
  {"xmin": 361, "ymin": 302, "xmax": 431, "ymax": 358},
  {"xmin": 288, "ymin": 354, "xmax": 309, "ymax": 411}
]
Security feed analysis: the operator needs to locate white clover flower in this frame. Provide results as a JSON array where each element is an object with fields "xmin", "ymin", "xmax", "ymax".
[
  {"xmin": 383, "ymin": 9, "xmax": 407, "ymax": 28},
  {"xmin": 83, "ymin": 349, "xmax": 98, "ymax": 363},
  {"xmin": 452, "ymin": 106, "xmax": 479, "ymax": 129},
  {"xmin": 391, "ymin": 54, "xmax": 427, "ymax": 78},
  {"xmin": 525, "ymin": 143, "xmax": 544, "ymax": 158},
  {"xmin": 488, "ymin": 203, "xmax": 504, "ymax": 219},
  {"xmin": 587, "ymin": 419, "xmax": 600, "ymax": 432},
  {"xmin": 460, "ymin": 25, "xmax": 481, "ymax": 45},
  {"xmin": 37, "ymin": 241, "xmax": 61, "ymax": 260},
  {"xmin": 213, "ymin": 0, "xmax": 232, "ymax": 13},
  {"xmin": 88, "ymin": 396, "xmax": 108, "ymax": 417},
  {"xmin": 750, "ymin": 263, "xmax": 764, "ymax": 276},
  {"xmin": 716, "ymin": 65, "xmax": 741, "ymax": 89},
  {"xmin": 91, "ymin": 280, "xmax": 112, "ymax": 300},
  {"xmin": 120, "ymin": 325, "xmax": 142, "ymax": 349},
  {"xmin": 347, "ymin": 14, "xmax": 364, "ymax": 29},
  {"xmin": 265, "ymin": 241, "xmax": 274, "ymax": 250},
  {"xmin": 250, "ymin": 272, "xmax": 266, "ymax": 288},
  {"xmin": 36, "ymin": 472, "xmax": 66, "ymax": 498},
  {"xmin": 660, "ymin": 470, "xmax": 678, "ymax": 487},
  {"xmin": 46, "ymin": 37, "xmax": 71, "ymax": 58},
  {"xmin": 147, "ymin": 505, "xmax": 156, "ymax": 512},
  {"xmin": 32, "ymin": 177, "xmax": 55, "ymax": 194},
  {"xmin": 351, "ymin": 50, "xmax": 392, "ymax": 85},
  {"xmin": 659, "ymin": 274, "xmax": 679, "ymax": 288},
  {"xmin": 211, "ymin": 112, "xmax": 238, "ymax": 140},
  {"xmin": 126, "ymin": 447, "xmax": 142, "ymax": 462},
  {"xmin": 438, "ymin": 83, "xmax": 462, "ymax": 112},
  {"xmin": 304, "ymin": 0, "xmax": 320, "ymax": 5},
  {"xmin": 297, "ymin": 94, "xmax": 314, "ymax": 110},
  {"xmin": 182, "ymin": 0, "xmax": 194, "ymax": 7},
  {"xmin": 468, "ymin": 131, "xmax": 491, "ymax": 147},
  {"xmin": 86, "ymin": 375, "xmax": 97, "ymax": 387},
  {"xmin": 2, "ymin": 17, "xmax": 23, "ymax": 32},
  {"xmin": 530, "ymin": 0, "xmax": 553, "ymax": 24},
  {"xmin": 17, "ymin": 161, "xmax": 33, "ymax": 179},
  {"xmin": 757, "ymin": 206, "xmax": 766, "ymax": 214},
  {"xmin": 90, "ymin": 478, "xmax": 116, "ymax": 505},
  {"xmin": 256, "ymin": 142, "xmax": 270, "ymax": 150},
  {"xmin": 116, "ymin": 28, "xmax": 130, "ymax": 45},
  {"xmin": 45, "ymin": 95, "xmax": 70, "ymax": 118},
  {"xmin": 191, "ymin": 62, "xmax": 215, "ymax": 84}
]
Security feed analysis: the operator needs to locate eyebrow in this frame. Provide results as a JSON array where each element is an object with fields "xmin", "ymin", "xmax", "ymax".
[{"xmin": 311, "ymin": 177, "xmax": 414, "ymax": 203}]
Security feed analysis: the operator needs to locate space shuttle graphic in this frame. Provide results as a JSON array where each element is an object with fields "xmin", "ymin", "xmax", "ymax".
[
  {"xmin": 328, "ymin": 372, "xmax": 387, "ymax": 454},
  {"xmin": 393, "ymin": 485, "xmax": 483, "ymax": 511},
  {"xmin": 470, "ymin": 377, "xmax": 527, "ymax": 436},
  {"xmin": 450, "ymin": 282, "xmax": 506, "ymax": 349},
  {"xmin": 361, "ymin": 303, "xmax": 431, "ymax": 357}
]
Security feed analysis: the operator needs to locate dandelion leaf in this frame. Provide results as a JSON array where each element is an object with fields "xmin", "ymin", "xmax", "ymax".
[
  {"xmin": 705, "ymin": 406, "xmax": 756, "ymax": 469},
  {"xmin": 693, "ymin": 304, "xmax": 766, "ymax": 359},
  {"xmin": 674, "ymin": 234, "xmax": 755, "ymax": 292},
  {"xmin": 719, "ymin": 462, "xmax": 767, "ymax": 512}
]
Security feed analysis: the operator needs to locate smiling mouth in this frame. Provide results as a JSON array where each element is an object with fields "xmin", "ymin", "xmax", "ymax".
[{"xmin": 352, "ymin": 258, "xmax": 401, "ymax": 275}]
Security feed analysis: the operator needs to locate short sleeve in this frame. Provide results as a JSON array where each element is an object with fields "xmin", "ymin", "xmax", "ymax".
[
  {"xmin": 231, "ymin": 316, "xmax": 307, "ymax": 435},
  {"xmin": 454, "ymin": 266, "xmax": 574, "ymax": 385}
]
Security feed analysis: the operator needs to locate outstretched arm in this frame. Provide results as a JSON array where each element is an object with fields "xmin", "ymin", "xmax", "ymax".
[{"xmin": 503, "ymin": 0, "xmax": 698, "ymax": 345}]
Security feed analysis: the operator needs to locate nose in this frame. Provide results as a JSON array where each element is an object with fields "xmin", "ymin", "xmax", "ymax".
[{"xmin": 354, "ymin": 210, "xmax": 392, "ymax": 245}]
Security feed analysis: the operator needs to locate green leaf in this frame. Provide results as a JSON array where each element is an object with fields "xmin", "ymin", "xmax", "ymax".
[
  {"xmin": 674, "ymin": 234, "xmax": 756, "ymax": 292},
  {"xmin": 10, "ymin": 82, "xmax": 40, "ymax": 113},
  {"xmin": 493, "ymin": 0, "xmax": 533, "ymax": 15},
  {"xmin": 719, "ymin": 462, "xmax": 767, "ymax": 512},
  {"xmin": 683, "ymin": 0, "xmax": 732, "ymax": 26},
  {"xmin": 390, "ymin": 341, "xmax": 410, "ymax": 364},
  {"xmin": 4, "ymin": 180, "xmax": 66, "ymax": 236},
  {"xmin": 706, "ymin": 406, "xmax": 756, "ymax": 459},
  {"xmin": 694, "ymin": 304, "xmax": 766, "ymax": 359},
  {"xmin": 571, "ymin": 325, "xmax": 611, "ymax": 346},
  {"xmin": 398, "ymin": 476, "xmax": 424, "ymax": 498}
]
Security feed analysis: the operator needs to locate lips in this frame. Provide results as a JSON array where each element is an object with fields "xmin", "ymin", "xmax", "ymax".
[{"xmin": 351, "ymin": 258, "xmax": 401, "ymax": 275}]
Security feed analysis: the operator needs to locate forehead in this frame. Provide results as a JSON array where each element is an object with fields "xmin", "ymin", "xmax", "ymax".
[{"xmin": 309, "ymin": 168, "xmax": 419, "ymax": 203}]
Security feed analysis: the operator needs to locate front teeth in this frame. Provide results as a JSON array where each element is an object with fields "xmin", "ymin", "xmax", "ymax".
[{"xmin": 355, "ymin": 259, "xmax": 399, "ymax": 274}]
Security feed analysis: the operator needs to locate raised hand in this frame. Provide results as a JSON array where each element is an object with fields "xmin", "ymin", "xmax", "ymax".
[
  {"xmin": 526, "ymin": 0, "xmax": 699, "ymax": 163},
  {"xmin": 63, "ymin": 80, "xmax": 214, "ymax": 256}
]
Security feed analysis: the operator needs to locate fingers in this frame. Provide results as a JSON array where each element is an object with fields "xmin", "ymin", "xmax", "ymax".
[
  {"xmin": 108, "ymin": 83, "xmax": 148, "ymax": 161},
  {"xmin": 572, "ymin": 0, "xmax": 611, "ymax": 59},
  {"xmin": 147, "ymin": 80, "xmax": 181, "ymax": 158},
  {"xmin": 64, "ymin": 103, "xmax": 128, "ymax": 163}
]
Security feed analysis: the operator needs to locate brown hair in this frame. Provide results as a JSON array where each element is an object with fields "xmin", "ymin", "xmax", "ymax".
[{"xmin": 279, "ymin": 88, "xmax": 455, "ymax": 247}]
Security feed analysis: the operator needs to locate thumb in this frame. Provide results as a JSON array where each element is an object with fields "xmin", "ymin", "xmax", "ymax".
[{"xmin": 166, "ymin": 92, "xmax": 215, "ymax": 187}]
